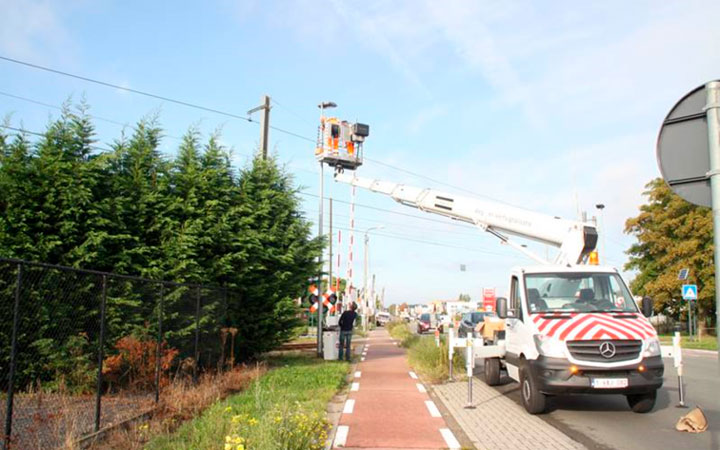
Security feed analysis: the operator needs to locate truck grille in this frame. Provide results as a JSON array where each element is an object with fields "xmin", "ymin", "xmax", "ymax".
[{"xmin": 566, "ymin": 340, "xmax": 641, "ymax": 363}]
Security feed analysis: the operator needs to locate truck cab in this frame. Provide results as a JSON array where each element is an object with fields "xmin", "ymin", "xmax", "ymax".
[{"xmin": 494, "ymin": 265, "xmax": 663, "ymax": 414}]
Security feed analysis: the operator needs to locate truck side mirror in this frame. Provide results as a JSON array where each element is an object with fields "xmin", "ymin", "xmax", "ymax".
[
  {"xmin": 496, "ymin": 297, "xmax": 508, "ymax": 319},
  {"xmin": 641, "ymin": 296, "xmax": 653, "ymax": 318}
]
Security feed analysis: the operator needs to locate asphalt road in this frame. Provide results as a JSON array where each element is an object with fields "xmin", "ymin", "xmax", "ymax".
[{"xmin": 485, "ymin": 350, "xmax": 720, "ymax": 450}]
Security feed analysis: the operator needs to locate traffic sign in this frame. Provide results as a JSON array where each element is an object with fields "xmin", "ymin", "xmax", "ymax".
[
  {"xmin": 678, "ymin": 268, "xmax": 690, "ymax": 280},
  {"xmin": 682, "ymin": 284, "xmax": 698, "ymax": 300},
  {"xmin": 657, "ymin": 81, "xmax": 719, "ymax": 207}
]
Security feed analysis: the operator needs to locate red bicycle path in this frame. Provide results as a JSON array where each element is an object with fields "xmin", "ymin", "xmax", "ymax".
[{"xmin": 333, "ymin": 328, "xmax": 460, "ymax": 449}]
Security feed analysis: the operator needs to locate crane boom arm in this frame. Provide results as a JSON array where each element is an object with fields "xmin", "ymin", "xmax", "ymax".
[{"xmin": 335, "ymin": 172, "xmax": 597, "ymax": 265}]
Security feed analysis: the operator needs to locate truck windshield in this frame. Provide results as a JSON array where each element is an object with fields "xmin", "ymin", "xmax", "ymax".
[{"xmin": 524, "ymin": 272, "xmax": 639, "ymax": 314}]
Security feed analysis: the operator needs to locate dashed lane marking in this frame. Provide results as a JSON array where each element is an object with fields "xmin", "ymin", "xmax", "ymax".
[
  {"xmin": 351, "ymin": 382, "xmax": 360, "ymax": 391},
  {"xmin": 425, "ymin": 400, "xmax": 442, "ymax": 418},
  {"xmin": 409, "ymin": 371, "xmax": 418, "ymax": 379},
  {"xmin": 343, "ymin": 399, "xmax": 355, "ymax": 414},
  {"xmin": 334, "ymin": 425, "xmax": 349, "ymax": 447},
  {"xmin": 416, "ymin": 383, "xmax": 426, "ymax": 393},
  {"xmin": 439, "ymin": 428, "xmax": 461, "ymax": 449},
  {"xmin": 354, "ymin": 371, "xmax": 361, "ymax": 378}
]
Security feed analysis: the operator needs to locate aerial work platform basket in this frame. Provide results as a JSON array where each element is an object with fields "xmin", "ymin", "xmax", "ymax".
[{"xmin": 315, "ymin": 117, "xmax": 369, "ymax": 170}]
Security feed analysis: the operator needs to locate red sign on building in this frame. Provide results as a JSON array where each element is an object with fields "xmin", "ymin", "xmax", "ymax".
[{"xmin": 483, "ymin": 288, "xmax": 496, "ymax": 312}]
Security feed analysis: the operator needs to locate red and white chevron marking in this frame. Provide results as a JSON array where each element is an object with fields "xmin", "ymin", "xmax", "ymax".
[{"xmin": 532, "ymin": 313, "xmax": 657, "ymax": 341}]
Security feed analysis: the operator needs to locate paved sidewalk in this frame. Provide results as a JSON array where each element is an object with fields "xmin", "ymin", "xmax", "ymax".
[
  {"xmin": 333, "ymin": 329, "xmax": 461, "ymax": 449},
  {"xmin": 433, "ymin": 378, "xmax": 585, "ymax": 450}
]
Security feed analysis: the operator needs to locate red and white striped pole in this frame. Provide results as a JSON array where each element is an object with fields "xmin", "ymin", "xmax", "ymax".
[{"xmin": 346, "ymin": 185, "xmax": 356, "ymax": 296}]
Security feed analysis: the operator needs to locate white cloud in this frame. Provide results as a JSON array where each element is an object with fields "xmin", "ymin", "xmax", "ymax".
[{"xmin": 0, "ymin": 0, "xmax": 75, "ymax": 61}]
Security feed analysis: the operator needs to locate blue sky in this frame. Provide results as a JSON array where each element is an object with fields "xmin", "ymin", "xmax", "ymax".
[{"xmin": 1, "ymin": 0, "xmax": 719, "ymax": 304}]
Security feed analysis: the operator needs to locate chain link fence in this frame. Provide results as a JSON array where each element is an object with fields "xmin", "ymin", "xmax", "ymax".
[{"xmin": 0, "ymin": 258, "xmax": 237, "ymax": 449}]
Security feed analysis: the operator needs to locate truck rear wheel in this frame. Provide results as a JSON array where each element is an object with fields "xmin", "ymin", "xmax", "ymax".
[
  {"xmin": 520, "ymin": 363, "xmax": 546, "ymax": 414},
  {"xmin": 626, "ymin": 390, "xmax": 657, "ymax": 413},
  {"xmin": 484, "ymin": 358, "xmax": 501, "ymax": 386}
]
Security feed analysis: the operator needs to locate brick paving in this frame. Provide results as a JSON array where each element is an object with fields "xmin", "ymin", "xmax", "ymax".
[{"xmin": 432, "ymin": 378, "xmax": 585, "ymax": 450}]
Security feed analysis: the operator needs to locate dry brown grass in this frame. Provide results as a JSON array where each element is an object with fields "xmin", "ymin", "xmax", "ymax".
[{"xmin": 87, "ymin": 364, "xmax": 266, "ymax": 450}]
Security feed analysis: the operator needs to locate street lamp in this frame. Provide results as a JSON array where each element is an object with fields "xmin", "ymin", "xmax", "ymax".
[
  {"xmin": 316, "ymin": 101, "xmax": 337, "ymax": 357},
  {"xmin": 363, "ymin": 225, "xmax": 385, "ymax": 331},
  {"xmin": 595, "ymin": 204, "xmax": 606, "ymax": 265}
]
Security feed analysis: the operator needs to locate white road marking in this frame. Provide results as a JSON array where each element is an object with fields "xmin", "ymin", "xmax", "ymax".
[
  {"xmin": 334, "ymin": 425, "xmax": 349, "ymax": 447},
  {"xmin": 440, "ymin": 428, "xmax": 461, "ymax": 449},
  {"xmin": 351, "ymin": 382, "xmax": 360, "ymax": 391},
  {"xmin": 409, "ymin": 371, "xmax": 418, "ymax": 379},
  {"xmin": 354, "ymin": 371, "xmax": 361, "ymax": 378},
  {"xmin": 416, "ymin": 383, "xmax": 426, "ymax": 393},
  {"xmin": 425, "ymin": 400, "xmax": 441, "ymax": 418},
  {"xmin": 343, "ymin": 399, "xmax": 355, "ymax": 414}
]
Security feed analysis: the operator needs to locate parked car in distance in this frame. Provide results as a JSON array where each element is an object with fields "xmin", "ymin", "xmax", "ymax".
[
  {"xmin": 458, "ymin": 311, "xmax": 495, "ymax": 337},
  {"xmin": 417, "ymin": 313, "xmax": 432, "ymax": 333},
  {"xmin": 376, "ymin": 311, "xmax": 391, "ymax": 326},
  {"xmin": 417, "ymin": 313, "xmax": 444, "ymax": 334}
]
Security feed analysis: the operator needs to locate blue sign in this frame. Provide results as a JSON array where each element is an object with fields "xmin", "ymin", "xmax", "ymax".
[{"xmin": 682, "ymin": 284, "xmax": 697, "ymax": 300}]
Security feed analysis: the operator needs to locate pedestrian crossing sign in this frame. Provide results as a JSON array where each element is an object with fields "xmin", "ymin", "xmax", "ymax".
[{"xmin": 682, "ymin": 284, "xmax": 697, "ymax": 300}]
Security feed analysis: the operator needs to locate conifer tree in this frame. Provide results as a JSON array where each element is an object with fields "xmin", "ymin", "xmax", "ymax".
[{"xmin": 231, "ymin": 156, "xmax": 322, "ymax": 358}]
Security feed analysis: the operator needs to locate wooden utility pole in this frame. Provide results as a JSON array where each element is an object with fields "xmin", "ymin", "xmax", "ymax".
[{"xmin": 247, "ymin": 95, "xmax": 271, "ymax": 159}]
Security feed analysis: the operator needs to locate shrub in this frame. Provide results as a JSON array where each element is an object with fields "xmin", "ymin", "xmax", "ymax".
[
  {"xmin": 387, "ymin": 321, "xmax": 417, "ymax": 348},
  {"xmin": 102, "ymin": 334, "xmax": 179, "ymax": 391},
  {"xmin": 407, "ymin": 335, "xmax": 464, "ymax": 383}
]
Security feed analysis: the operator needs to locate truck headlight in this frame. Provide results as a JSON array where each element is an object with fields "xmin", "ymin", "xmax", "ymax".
[
  {"xmin": 644, "ymin": 338, "xmax": 661, "ymax": 357},
  {"xmin": 534, "ymin": 334, "xmax": 566, "ymax": 358}
]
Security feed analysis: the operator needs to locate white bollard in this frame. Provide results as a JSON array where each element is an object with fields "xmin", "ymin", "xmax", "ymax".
[
  {"xmin": 673, "ymin": 331, "xmax": 686, "ymax": 408},
  {"xmin": 448, "ymin": 327, "xmax": 455, "ymax": 381},
  {"xmin": 464, "ymin": 336, "xmax": 475, "ymax": 409}
]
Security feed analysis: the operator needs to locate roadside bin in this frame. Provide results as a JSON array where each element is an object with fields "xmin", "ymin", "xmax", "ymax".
[{"xmin": 323, "ymin": 330, "xmax": 339, "ymax": 360}]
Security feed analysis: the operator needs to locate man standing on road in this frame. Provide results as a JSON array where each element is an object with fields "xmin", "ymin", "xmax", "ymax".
[{"xmin": 338, "ymin": 302, "xmax": 358, "ymax": 361}]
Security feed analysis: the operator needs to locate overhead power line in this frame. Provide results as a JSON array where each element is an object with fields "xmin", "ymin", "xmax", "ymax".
[
  {"xmin": 0, "ymin": 55, "xmax": 313, "ymax": 143},
  {"xmin": 326, "ymin": 223, "xmax": 512, "ymax": 257},
  {"xmin": 307, "ymin": 208, "xmax": 485, "ymax": 239},
  {"xmin": 297, "ymin": 190, "xmax": 478, "ymax": 230},
  {"xmin": 1, "ymin": 55, "xmax": 511, "ymax": 205},
  {"xmin": 0, "ymin": 90, "xmax": 185, "ymax": 140}
]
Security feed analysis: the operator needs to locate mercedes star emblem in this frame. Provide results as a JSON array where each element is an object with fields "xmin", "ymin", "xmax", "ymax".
[{"xmin": 599, "ymin": 341, "xmax": 616, "ymax": 359}]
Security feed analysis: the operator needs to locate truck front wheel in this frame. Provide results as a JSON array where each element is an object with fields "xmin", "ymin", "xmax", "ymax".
[
  {"xmin": 520, "ymin": 363, "xmax": 546, "ymax": 414},
  {"xmin": 484, "ymin": 358, "xmax": 501, "ymax": 386},
  {"xmin": 626, "ymin": 391, "xmax": 657, "ymax": 413}
]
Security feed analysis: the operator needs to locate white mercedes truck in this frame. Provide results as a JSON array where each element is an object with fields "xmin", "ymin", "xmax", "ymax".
[{"xmin": 335, "ymin": 173, "xmax": 663, "ymax": 414}]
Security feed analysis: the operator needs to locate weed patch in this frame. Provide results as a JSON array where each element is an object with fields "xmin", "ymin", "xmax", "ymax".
[
  {"xmin": 143, "ymin": 354, "xmax": 349, "ymax": 449},
  {"xmin": 387, "ymin": 321, "xmax": 464, "ymax": 383}
]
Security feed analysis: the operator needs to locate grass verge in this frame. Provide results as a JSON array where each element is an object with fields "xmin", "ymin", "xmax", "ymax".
[
  {"xmin": 144, "ymin": 354, "xmax": 349, "ymax": 450},
  {"xmin": 386, "ymin": 321, "xmax": 464, "ymax": 383},
  {"xmin": 94, "ymin": 366, "xmax": 264, "ymax": 449},
  {"xmin": 658, "ymin": 334, "xmax": 718, "ymax": 351}
]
